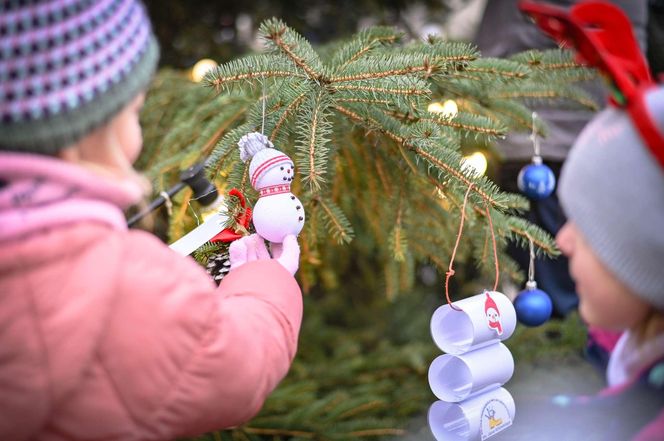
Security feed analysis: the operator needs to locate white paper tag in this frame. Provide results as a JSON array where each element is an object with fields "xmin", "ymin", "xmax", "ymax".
[
  {"xmin": 480, "ymin": 398, "xmax": 512, "ymax": 440},
  {"xmin": 169, "ymin": 211, "xmax": 229, "ymax": 256}
]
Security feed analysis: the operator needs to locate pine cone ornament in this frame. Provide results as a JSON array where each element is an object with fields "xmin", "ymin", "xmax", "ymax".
[{"xmin": 205, "ymin": 250, "xmax": 231, "ymax": 284}]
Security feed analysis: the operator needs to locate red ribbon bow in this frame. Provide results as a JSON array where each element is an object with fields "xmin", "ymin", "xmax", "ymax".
[
  {"xmin": 210, "ymin": 188, "xmax": 252, "ymax": 243},
  {"xmin": 519, "ymin": 0, "xmax": 664, "ymax": 170}
]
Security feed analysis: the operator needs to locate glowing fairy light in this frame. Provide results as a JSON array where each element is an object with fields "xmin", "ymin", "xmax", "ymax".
[
  {"xmin": 462, "ymin": 151, "xmax": 488, "ymax": 176},
  {"xmin": 191, "ymin": 58, "xmax": 218, "ymax": 83},
  {"xmin": 428, "ymin": 99, "xmax": 458, "ymax": 119}
]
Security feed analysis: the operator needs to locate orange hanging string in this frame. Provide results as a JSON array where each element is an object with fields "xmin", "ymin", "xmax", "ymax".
[
  {"xmin": 444, "ymin": 185, "xmax": 502, "ymax": 309},
  {"xmin": 485, "ymin": 201, "xmax": 500, "ymax": 291},
  {"xmin": 445, "ymin": 184, "xmax": 474, "ymax": 311}
]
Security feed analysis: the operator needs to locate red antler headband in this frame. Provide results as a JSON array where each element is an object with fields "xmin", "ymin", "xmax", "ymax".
[{"xmin": 518, "ymin": 0, "xmax": 664, "ymax": 170}]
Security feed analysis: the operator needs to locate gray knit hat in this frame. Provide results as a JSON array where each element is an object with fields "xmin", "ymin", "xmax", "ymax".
[
  {"xmin": 559, "ymin": 86, "xmax": 664, "ymax": 310},
  {"xmin": 0, "ymin": 0, "xmax": 159, "ymax": 153}
]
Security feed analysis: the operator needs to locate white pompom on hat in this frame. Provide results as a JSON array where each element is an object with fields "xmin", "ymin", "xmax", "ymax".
[{"xmin": 237, "ymin": 132, "xmax": 292, "ymax": 189}]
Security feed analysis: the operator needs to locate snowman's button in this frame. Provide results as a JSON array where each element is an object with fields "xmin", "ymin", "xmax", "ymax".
[
  {"xmin": 291, "ymin": 196, "xmax": 295, "ymax": 200},
  {"xmin": 298, "ymin": 216, "xmax": 304, "ymax": 221},
  {"xmin": 296, "ymin": 205, "xmax": 301, "ymax": 210}
]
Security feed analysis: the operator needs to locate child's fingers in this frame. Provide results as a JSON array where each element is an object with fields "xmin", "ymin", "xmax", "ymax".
[
  {"xmin": 270, "ymin": 241, "xmax": 283, "ymax": 260},
  {"xmin": 253, "ymin": 234, "xmax": 271, "ymax": 260},
  {"xmin": 229, "ymin": 236, "xmax": 249, "ymax": 270},
  {"xmin": 276, "ymin": 234, "xmax": 300, "ymax": 275},
  {"xmin": 243, "ymin": 234, "xmax": 261, "ymax": 261}
]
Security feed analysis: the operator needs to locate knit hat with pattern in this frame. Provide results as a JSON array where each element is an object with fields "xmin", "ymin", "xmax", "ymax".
[
  {"xmin": 559, "ymin": 85, "xmax": 664, "ymax": 310},
  {"xmin": 0, "ymin": 0, "xmax": 159, "ymax": 153}
]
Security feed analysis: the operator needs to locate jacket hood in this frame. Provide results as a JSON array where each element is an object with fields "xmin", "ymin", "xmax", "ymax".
[{"xmin": 0, "ymin": 152, "xmax": 143, "ymax": 243}]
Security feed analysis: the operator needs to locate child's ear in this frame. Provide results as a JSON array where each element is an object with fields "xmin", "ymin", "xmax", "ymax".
[{"xmin": 56, "ymin": 145, "xmax": 82, "ymax": 163}]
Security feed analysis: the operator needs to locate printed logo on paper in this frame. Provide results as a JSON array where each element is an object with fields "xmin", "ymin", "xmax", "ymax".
[
  {"xmin": 484, "ymin": 292, "xmax": 503, "ymax": 335},
  {"xmin": 480, "ymin": 399, "xmax": 512, "ymax": 440}
]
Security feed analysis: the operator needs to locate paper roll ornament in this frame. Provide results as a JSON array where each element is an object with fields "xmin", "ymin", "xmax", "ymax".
[
  {"xmin": 428, "ymin": 343, "xmax": 514, "ymax": 402},
  {"xmin": 428, "ymin": 387, "xmax": 516, "ymax": 441},
  {"xmin": 428, "ymin": 291, "xmax": 517, "ymax": 441},
  {"xmin": 238, "ymin": 132, "xmax": 305, "ymax": 243},
  {"xmin": 431, "ymin": 291, "xmax": 517, "ymax": 355}
]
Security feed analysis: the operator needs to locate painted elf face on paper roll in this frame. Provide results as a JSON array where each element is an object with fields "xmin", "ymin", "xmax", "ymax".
[
  {"xmin": 485, "ymin": 292, "xmax": 503, "ymax": 335},
  {"xmin": 238, "ymin": 132, "xmax": 305, "ymax": 243}
]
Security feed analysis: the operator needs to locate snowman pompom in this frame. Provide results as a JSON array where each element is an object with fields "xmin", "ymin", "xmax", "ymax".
[{"xmin": 238, "ymin": 132, "xmax": 274, "ymax": 162}]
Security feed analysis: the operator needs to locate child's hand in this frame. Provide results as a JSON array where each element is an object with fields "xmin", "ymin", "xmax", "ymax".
[{"xmin": 229, "ymin": 234, "xmax": 300, "ymax": 276}]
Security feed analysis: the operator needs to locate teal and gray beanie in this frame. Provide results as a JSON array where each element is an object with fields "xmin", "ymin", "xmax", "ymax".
[
  {"xmin": 559, "ymin": 86, "xmax": 664, "ymax": 310},
  {"xmin": 0, "ymin": 0, "xmax": 159, "ymax": 153}
]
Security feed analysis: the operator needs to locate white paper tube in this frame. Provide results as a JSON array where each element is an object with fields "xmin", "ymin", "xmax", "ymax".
[
  {"xmin": 428, "ymin": 342, "xmax": 514, "ymax": 402},
  {"xmin": 169, "ymin": 211, "xmax": 228, "ymax": 256},
  {"xmin": 431, "ymin": 291, "xmax": 516, "ymax": 355},
  {"xmin": 428, "ymin": 387, "xmax": 515, "ymax": 441}
]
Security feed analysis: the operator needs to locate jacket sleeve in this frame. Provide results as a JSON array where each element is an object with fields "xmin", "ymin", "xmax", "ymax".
[{"xmin": 100, "ymin": 230, "xmax": 302, "ymax": 439}]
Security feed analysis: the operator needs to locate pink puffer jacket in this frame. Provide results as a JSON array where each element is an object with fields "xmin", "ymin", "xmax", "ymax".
[{"xmin": 0, "ymin": 153, "xmax": 303, "ymax": 441}]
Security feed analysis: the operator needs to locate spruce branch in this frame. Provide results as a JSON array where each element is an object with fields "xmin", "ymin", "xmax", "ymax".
[
  {"xmin": 419, "ymin": 112, "xmax": 506, "ymax": 140},
  {"xmin": 204, "ymin": 55, "xmax": 306, "ymax": 92},
  {"xmin": 269, "ymin": 88, "xmax": 311, "ymax": 142},
  {"xmin": 330, "ymin": 53, "xmax": 459, "ymax": 83},
  {"xmin": 333, "ymin": 77, "xmax": 430, "ymax": 97},
  {"xmin": 490, "ymin": 83, "xmax": 598, "ymax": 109},
  {"xmin": 206, "ymin": 122, "xmax": 255, "ymax": 180},
  {"xmin": 511, "ymin": 48, "xmax": 596, "ymax": 81},
  {"xmin": 388, "ymin": 193, "xmax": 408, "ymax": 262},
  {"xmin": 475, "ymin": 99, "xmax": 544, "ymax": 134},
  {"xmin": 462, "ymin": 58, "xmax": 529, "ymax": 80},
  {"xmin": 294, "ymin": 90, "xmax": 334, "ymax": 190},
  {"xmin": 259, "ymin": 18, "xmax": 326, "ymax": 81},
  {"xmin": 331, "ymin": 26, "xmax": 403, "ymax": 69},
  {"xmin": 315, "ymin": 196, "xmax": 354, "ymax": 244}
]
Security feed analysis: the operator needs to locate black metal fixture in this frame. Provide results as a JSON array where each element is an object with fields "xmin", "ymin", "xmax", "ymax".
[{"xmin": 127, "ymin": 162, "xmax": 218, "ymax": 227}]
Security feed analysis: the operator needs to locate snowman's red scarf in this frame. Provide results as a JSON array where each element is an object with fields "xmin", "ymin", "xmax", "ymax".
[{"xmin": 259, "ymin": 184, "xmax": 291, "ymax": 197}]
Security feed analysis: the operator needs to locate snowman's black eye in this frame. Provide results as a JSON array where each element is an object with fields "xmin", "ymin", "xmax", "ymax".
[{"xmin": 280, "ymin": 166, "xmax": 284, "ymax": 170}]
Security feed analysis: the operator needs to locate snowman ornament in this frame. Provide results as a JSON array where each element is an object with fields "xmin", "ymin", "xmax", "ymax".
[{"xmin": 238, "ymin": 132, "xmax": 305, "ymax": 243}]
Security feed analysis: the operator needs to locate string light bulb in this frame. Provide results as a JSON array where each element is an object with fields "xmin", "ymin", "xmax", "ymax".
[
  {"xmin": 428, "ymin": 99, "xmax": 458, "ymax": 119},
  {"xmin": 462, "ymin": 151, "xmax": 488, "ymax": 176},
  {"xmin": 191, "ymin": 58, "xmax": 218, "ymax": 83}
]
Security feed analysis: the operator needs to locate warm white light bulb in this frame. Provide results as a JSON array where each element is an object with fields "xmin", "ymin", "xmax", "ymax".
[
  {"xmin": 428, "ymin": 101, "xmax": 445, "ymax": 114},
  {"xmin": 191, "ymin": 58, "xmax": 218, "ymax": 83},
  {"xmin": 441, "ymin": 99, "xmax": 458, "ymax": 118},
  {"xmin": 428, "ymin": 99, "xmax": 458, "ymax": 119},
  {"xmin": 462, "ymin": 151, "xmax": 488, "ymax": 176}
]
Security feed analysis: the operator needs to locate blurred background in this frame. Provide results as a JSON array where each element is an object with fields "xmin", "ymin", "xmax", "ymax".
[{"xmin": 143, "ymin": 0, "xmax": 487, "ymax": 68}]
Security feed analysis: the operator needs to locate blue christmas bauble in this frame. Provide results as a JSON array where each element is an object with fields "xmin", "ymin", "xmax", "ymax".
[
  {"xmin": 517, "ymin": 162, "xmax": 556, "ymax": 200},
  {"xmin": 514, "ymin": 288, "xmax": 553, "ymax": 326}
]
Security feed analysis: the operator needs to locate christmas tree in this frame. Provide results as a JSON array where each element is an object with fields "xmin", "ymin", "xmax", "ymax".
[{"xmin": 136, "ymin": 19, "xmax": 596, "ymax": 441}]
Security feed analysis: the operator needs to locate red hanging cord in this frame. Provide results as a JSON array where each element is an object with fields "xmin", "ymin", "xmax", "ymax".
[
  {"xmin": 445, "ymin": 185, "xmax": 473, "ymax": 311},
  {"xmin": 445, "ymin": 184, "xmax": 501, "ymax": 310},
  {"xmin": 485, "ymin": 202, "xmax": 500, "ymax": 292}
]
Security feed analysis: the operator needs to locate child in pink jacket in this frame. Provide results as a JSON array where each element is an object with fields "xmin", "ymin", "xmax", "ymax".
[{"xmin": 0, "ymin": 1, "xmax": 303, "ymax": 440}]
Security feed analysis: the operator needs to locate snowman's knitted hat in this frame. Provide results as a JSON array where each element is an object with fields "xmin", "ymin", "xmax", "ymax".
[
  {"xmin": 238, "ymin": 132, "xmax": 291, "ymax": 189},
  {"xmin": 484, "ymin": 292, "xmax": 499, "ymax": 314},
  {"xmin": 0, "ymin": 0, "xmax": 159, "ymax": 153},
  {"xmin": 559, "ymin": 85, "xmax": 664, "ymax": 310}
]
